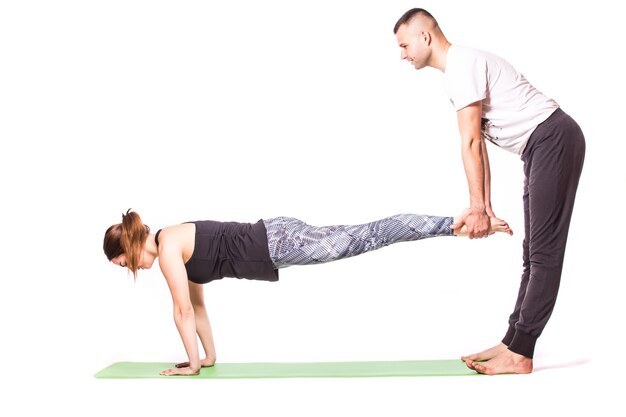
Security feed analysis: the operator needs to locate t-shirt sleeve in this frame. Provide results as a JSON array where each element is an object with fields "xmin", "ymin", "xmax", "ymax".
[{"xmin": 446, "ymin": 52, "xmax": 488, "ymax": 111}]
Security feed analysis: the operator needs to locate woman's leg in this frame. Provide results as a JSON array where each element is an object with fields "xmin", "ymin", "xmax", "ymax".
[{"xmin": 263, "ymin": 214, "xmax": 454, "ymax": 269}]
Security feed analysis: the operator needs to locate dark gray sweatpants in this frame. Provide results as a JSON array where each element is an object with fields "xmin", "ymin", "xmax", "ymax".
[{"xmin": 503, "ymin": 108, "xmax": 585, "ymax": 358}]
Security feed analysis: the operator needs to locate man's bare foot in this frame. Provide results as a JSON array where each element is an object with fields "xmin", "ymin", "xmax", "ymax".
[
  {"xmin": 466, "ymin": 349, "xmax": 533, "ymax": 375},
  {"xmin": 461, "ymin": 342, "xmax": 508, "ymax": 364}
]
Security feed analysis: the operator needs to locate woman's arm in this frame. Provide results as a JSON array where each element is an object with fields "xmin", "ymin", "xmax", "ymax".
[
  {"xmin": 175, "ymin": 282, "xmax": 217, "ymax": 368},
  {"xmin": 158, "ymin": 244, "xmax": 201, "ymax": 376}
]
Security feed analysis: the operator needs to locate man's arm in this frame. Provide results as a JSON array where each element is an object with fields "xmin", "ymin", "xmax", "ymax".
[
  {"xmin": 481, "ymin": 138, "xmax": 495, "ymax": 217},
  {"xmin": 453, "ymin": 101, "xmax": 491, "ymax": 238}
]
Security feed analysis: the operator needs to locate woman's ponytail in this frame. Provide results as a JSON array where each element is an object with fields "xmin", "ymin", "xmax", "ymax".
[{"xmin": 103, "ymin": 209, "xmax": 150, "ymax": 277}]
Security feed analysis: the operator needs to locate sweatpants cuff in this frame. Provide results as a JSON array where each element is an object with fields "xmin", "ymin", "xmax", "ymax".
[
  {"xmin": 502, "ymin": 325, "xmax": 516, "ymax": 346},
  {"xmin": 508, "ymin": 330, "xmax": 537, "ymax": 359}
]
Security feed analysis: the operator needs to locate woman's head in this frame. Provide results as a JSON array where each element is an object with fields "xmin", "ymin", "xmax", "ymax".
[{"xmin": 104, "ymin": 209, "xmax": 154, "ymax": 276}]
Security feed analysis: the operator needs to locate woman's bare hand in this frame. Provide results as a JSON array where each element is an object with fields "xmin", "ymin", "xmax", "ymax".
[{"xmin": 160, "ymin": 366, "xmax": 200, "ymax": 376}]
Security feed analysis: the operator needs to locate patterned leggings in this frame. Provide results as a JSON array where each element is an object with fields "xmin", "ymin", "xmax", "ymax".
[{"xmin": 263, "ymin": 214, "xmax": 454, "ymax": 269}]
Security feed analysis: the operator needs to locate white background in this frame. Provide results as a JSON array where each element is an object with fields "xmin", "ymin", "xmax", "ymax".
[{"xmin": 1, "ymin": 0, "xmax": 624, "ymax": 415}]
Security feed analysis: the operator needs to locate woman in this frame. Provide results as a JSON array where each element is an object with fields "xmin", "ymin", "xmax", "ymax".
[{"xmin": 103, "ymin": 209, "xmax": 512, "ymax": 376}]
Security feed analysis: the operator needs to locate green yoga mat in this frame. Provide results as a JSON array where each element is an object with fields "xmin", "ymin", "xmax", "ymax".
[{"xmin": 95, "ymin": 359, "xmax": 477, "ymax": 379}]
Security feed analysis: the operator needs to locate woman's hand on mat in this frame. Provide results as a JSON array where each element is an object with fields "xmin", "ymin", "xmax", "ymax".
[
  {"xmin": 160, "ymin": 366, "xmax": 201, "ymax": 376},
  {"xmin": 175, "ymin": 357, "xmax": 216, "ymax": 368}
]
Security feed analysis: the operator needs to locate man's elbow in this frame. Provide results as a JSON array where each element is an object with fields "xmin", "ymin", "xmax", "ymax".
[{"xmin": 462, "ymin": 136, "xmax": 483, "ymax": 153}]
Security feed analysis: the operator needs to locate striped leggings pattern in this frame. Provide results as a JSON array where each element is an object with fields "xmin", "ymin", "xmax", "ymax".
[{"xmin": 263, "ymin": 214, "xmax": 453, "ymax": 269}]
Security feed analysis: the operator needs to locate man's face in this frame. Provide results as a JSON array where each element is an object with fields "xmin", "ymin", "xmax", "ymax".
[{"xmin": 395, "ymin": 23, "xmax": 430, "ymax": 70}]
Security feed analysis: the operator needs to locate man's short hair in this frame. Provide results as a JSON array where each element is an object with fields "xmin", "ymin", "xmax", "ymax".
[{"xmin": 393, "ymin": 8, "xmax": 438, "ymax": 34}]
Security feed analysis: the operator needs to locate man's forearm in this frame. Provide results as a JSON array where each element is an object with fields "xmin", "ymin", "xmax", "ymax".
[
  {"xmin": 481, "ymin": 140, "xmax": 494, "ymax": 215},
  {"xmin": 461, "ymin": 137, "xmax": 487, "ymax": 212}
]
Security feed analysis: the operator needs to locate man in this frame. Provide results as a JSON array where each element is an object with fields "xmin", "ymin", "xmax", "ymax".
[{"xmin": 393, "ymin": 8, "xmax": 585, "ymax": 374}]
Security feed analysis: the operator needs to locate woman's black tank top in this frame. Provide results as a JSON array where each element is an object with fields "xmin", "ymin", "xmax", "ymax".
[{"xmin": 155, "ymin": 219, "xmax": 278, "ymax": 284}]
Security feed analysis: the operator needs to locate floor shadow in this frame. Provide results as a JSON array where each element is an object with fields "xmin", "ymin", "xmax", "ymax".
[{"xmin": 533, "ymin": 358, "xmax": 592, "ymax": 372}]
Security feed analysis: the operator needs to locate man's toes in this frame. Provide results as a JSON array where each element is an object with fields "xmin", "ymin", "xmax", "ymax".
[{"xmin": 472, "ymin": 363, "xmax": 489, "ymax": 374}]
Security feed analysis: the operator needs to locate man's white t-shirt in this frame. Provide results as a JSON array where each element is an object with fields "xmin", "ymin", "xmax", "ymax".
[{"xmin": 443, "ymin": 45, "xmax": 559, "ymax": 155}]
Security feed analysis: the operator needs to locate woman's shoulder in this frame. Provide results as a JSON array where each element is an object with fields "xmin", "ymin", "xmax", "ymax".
[
  {"xmin": 156, "ymin": 223, "xmax": 197, "ymax": 264},
  {"xmin": 157, "ymin": 223, "xmax": 196, "ymax": 247}
]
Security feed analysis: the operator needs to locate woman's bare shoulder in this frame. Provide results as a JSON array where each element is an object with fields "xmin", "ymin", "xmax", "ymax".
[
  {"xmin": 157, "ymin": 223, "xmax": 196, "ymax": 250},
  {"xmin": 161, "ymin": 222, "xmax": 195, "ymax": 234}
]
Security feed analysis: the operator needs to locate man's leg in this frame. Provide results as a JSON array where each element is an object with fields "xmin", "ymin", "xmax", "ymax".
[
  {"xmin": 507, "ymin": 111, "xmax": 585, "ymax": 358},
  {"xmin": 462, "ymin": 178, "xmax": 531, "ymax": 364},
  {"xmin": 465, "ymin": 109, "xmax": 585, "ymax": 374},
  {"xmin": 501, "ymin": 166, "xmax": 533, "ymax": 345}
]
